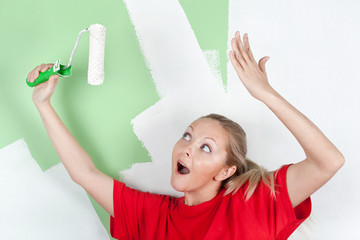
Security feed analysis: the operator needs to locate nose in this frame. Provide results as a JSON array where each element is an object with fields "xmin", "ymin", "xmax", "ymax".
[{"xmin": 184, "ymin": 145, "xmax": 192, "ymax": 158}]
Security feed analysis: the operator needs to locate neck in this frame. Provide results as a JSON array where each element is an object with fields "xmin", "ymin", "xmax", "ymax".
[{"xmin": 184, "ymin": 184, "xmax": 221, "ymax": 206}]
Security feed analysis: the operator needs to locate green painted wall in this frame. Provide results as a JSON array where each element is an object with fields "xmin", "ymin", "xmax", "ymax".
[{"xmin": 0, "ymin": 0, "xmax": 228, "ymax": 237}]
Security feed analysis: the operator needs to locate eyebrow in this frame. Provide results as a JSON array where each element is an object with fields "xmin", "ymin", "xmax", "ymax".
[{"xmin": 188, "ymin": 125, "xmax": 217, "ymax": 144}]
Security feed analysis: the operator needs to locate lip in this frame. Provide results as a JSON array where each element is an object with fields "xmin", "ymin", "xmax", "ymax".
[{"xmin": 178, "ymin": 159, "xmax": 188, "ymax": 168}]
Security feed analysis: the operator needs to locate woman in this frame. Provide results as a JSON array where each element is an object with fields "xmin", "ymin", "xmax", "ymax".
[{"xmin": 27, "ymin": 31, "xmax": 344, "ymax": 239}]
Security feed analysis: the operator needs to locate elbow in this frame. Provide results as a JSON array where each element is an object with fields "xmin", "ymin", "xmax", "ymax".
[
  {"xmin": 335, "ymin": 152, "xmax": 345, "ymax": 170},
  {"xmin": 329, "ymin": 151, "xmax": 345, "ymax": 174},
  {"xmin": 70, "ymin": 173, "xmax": 83, "ymax": 185},
  {"xmin": 310, "ymin": 151, "xmax": 345, "ymax": 175},
  {"xmin": 71, "ymin": 167, "xmax": 97, "ymax": 186}
]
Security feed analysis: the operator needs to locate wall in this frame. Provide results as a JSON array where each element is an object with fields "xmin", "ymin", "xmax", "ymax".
[{"xmin": 1, "ymin": 0, "xmax": 359, "ymax": 239}]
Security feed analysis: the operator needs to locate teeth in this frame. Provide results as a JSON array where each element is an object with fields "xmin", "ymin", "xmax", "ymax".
[{"xmin": 179, "ymin": 161, "xmax": 186, "ymax": 167}]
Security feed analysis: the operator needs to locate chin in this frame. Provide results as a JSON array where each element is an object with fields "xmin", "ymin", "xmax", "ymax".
[{"xmin": 170, "ymin": 176, "xmax": 186, "ymax": 192}]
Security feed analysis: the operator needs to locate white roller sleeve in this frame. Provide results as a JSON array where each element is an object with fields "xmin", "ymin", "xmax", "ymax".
[{"xmin": 88, "ymin": 24, "xmax": 106, "ymax": 85}]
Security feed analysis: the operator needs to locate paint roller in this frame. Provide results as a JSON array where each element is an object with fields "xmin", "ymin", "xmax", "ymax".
[{"xmin": 26, "ymin": 24, "xmax": 106, "ymax": 87}]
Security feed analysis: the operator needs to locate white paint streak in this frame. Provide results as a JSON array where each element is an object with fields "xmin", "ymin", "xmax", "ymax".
[
  {"xmin": 120, "ymin": 0, "xmax": 239, "ymax": 197},
  {"xmin": 203, "ymin": 49, "xmax": 223, "ymax": 88},
  {"xmin": 0, "ymin": 139, "xmax": 109, "ymax": 240},
  {"xmin": 123, "ymin": 0, "xmax": 225, "ymax": 99}
]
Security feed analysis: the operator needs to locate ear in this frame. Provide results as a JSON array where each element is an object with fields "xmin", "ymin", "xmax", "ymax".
[{"xmin": 214, "ymin": 166, "xmax": 237, "ymax": 182}]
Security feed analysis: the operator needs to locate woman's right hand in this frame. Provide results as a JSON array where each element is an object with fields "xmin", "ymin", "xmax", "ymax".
[{"xmin": 27, "ymin": 64, "xmax": 59, "ymax": 107}]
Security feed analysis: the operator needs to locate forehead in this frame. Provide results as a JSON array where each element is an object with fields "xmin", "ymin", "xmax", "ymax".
[{"xmin": 188, "ymin": 118, "xmax": 229, "ymax": 144}]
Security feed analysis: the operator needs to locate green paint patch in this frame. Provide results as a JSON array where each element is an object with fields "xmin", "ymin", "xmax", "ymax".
[
  {"xmin": 179, "ymin": 0, "xmax": 229, "ymax": 86},
  {"xmin": 0, "ymin": 0, "xmax": 228, "ymax": 239}
]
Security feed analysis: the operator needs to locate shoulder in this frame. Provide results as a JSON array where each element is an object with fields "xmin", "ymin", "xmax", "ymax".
[
  {"xmin": 257, "ymin": 163, "xmax": 295, "ymax": 198},
  {"xmin": 274, "ymin": 164, "xmax": 292, "ymax": 178},
  {"xmin": 113, "ymin": 179, "xmax": 176, "ymax": 205},
  {"xmin": 111, "ymin": 180, "xmax": 176, "ymax": 239},
  {"xmin": 274, "ymin": 164, "xmax": 292, "ymax": 187},
  {"xmin": 227, "ymin": 164, "xmax": 293, "ymax": 202}
]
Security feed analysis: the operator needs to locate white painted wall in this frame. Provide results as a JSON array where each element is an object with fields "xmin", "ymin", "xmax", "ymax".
[
  {"xmin": 227, "ymin": 1, "xmax": 360, "ymax": 239},
  {"xmin": 0, "ymin": 140, "xmax": 109, "ymax": 239},
  {"xmin": 121, "ymin": 0, "xmax": 360, "ymax": 239}
]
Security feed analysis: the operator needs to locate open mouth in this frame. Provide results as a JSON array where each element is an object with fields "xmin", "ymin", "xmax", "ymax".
[{"xmin": 177, "ymin": 161, "xmax": 190, "ymax": 175}]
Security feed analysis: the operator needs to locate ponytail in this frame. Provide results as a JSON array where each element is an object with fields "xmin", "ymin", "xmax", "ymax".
[{"xmin": 223, "ymin": 158, "xmax": 275, "ymax": 200}]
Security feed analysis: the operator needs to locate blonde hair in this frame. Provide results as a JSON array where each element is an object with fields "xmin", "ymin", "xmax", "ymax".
[{"xmin": 201, "ymin": 113, "xmax": 275, "ymax": 200}]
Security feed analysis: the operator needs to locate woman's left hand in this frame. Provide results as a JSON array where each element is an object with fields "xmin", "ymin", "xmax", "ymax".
[{"xmin": 229, "ymin": 31, "xmax": 274, "ymax": 101}]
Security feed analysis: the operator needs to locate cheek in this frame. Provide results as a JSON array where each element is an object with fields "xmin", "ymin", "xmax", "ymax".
[{"xmin": 193, "ymin": 155, "xmax": 224, "ymax": 175}]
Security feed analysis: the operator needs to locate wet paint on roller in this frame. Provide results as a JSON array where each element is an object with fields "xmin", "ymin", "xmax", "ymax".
[{"xmin": 88, "ymin": 24, "xmax": 106, "ymax": 86}]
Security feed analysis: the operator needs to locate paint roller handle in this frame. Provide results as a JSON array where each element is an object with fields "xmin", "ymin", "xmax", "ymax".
[
  {"xmin": 26, "ymin": 64, "xmax": 71, "ymax": 87},
  {"xmin": 26, "ymin": 67, "xmax": 58, "ymax": 87}
]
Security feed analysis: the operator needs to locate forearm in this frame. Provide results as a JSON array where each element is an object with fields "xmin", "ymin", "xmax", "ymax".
[
  {"xmin": 260, "ymin": 88, "xmax": 344, "ymax": 171},
  {"xmin": 36, "ymin": 102, "xmax": 97, "ymax": 182}
]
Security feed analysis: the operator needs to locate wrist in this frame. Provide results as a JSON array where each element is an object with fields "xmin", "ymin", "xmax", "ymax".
[
  {"xmin": 256, "ymin": 86, "xmax": 279, "ymax": 103},
  {"xmin": 34, "ymin": 100, "xmax": 52, "ymax": 111},
  {"xmin": 259, "ymin": 88, "xmax": 288, "ymax": 111}
]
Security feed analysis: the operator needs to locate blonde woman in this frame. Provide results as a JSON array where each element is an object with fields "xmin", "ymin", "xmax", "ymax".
[{"xmin": 27, "ymin": 31, "xmax": 344, "ymax": 239}]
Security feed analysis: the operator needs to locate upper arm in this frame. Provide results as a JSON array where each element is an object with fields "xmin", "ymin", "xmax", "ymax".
[
  {"xmin": 76, "ymin": 168, "xmax": 115, "ymax": 217},
  {"xmin": 286, "ymin": 157, "xmax": 344, "ymax": 208}
]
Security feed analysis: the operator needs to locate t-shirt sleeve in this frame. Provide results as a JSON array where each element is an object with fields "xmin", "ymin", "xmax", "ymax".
[
  {"xmin": 274, "ymin": 164, "xmax": 312, "ymax": 240},
  {"xmin": 110, "ymin": 179, "xmax": 170, "ymax": 240},
  {"xmin": 110, "ymin": 179, "xmax": 140, "ymax": 239}
]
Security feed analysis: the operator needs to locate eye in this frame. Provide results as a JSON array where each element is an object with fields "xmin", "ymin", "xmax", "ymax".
[
  {"xmin": 201, "ymin": 144, "xmax": 211, "ymax": 153},
  {"xmin": 182, "ymin": 132, "xmax": 191, "ymax": 141}
]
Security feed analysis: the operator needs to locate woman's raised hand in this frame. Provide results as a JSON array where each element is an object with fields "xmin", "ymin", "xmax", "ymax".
[
  {"xmin": 27, "ymin": 64, "xmax": 59, "ymax": 107},
  {"xmin": 229, "ymin": 31, "xmax": 273, "ymax": 101}
]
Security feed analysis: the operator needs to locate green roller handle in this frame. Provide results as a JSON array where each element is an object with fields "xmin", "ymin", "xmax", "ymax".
[{"xmin": 26, "ymin": 65, "xmax": 72, "ymax": 87}]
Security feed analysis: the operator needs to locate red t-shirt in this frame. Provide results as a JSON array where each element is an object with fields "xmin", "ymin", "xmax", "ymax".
[{"xmin": 110, "ymin": 164, "xmax": 311, "ymax": 240}]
